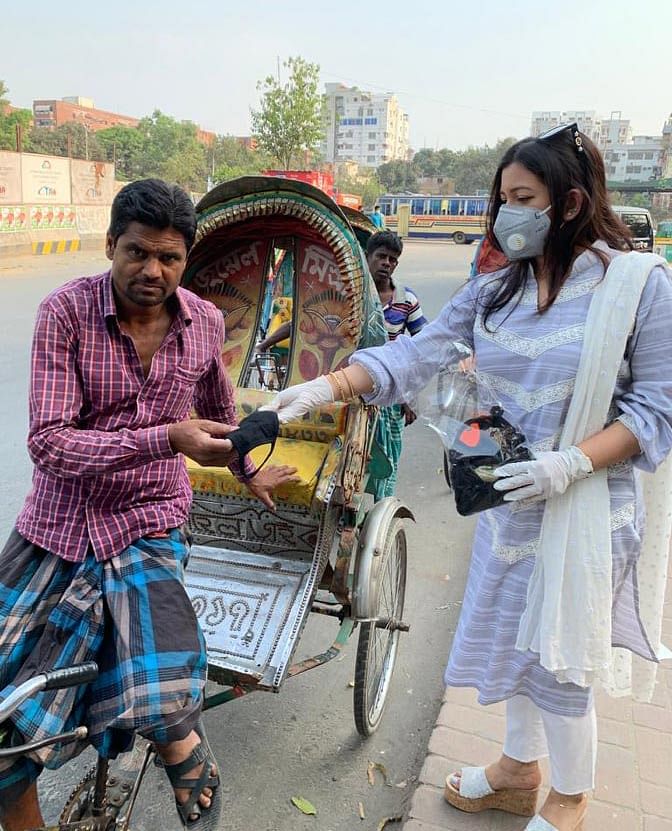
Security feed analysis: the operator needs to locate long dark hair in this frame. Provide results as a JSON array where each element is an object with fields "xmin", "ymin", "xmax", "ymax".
[{"xmin": 481, "ymin": 130, "xmax": 632, "ymax": 329}]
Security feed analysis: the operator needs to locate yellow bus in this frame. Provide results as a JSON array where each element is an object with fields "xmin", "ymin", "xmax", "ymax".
[{"xmin": 378, "ymin": 193, "xmax": 488, "ymax": 244}]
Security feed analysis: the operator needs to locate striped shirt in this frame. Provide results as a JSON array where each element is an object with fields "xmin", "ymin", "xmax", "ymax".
[
  {"xmin": 17, "ymin": 271, "xmax": 249, "ymax": 563},
  {"xmin": 383, "ymin": 283, "xmax": 428, "ymax": 340}
]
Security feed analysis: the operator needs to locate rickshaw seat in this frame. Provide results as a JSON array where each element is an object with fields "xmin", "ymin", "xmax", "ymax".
[
  {"xmin": 186, "ymin": 388, "xmax": 349, "ymax": 510},
  {"xmin": 186, "ymin": 437, "xmax": 337, "ymax": 508}
]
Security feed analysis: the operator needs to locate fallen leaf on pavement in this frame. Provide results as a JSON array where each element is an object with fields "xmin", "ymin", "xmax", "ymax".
[
  {"xmin": 367, "ymin": 760, "xmax": 389, "ymax": 785},
  {"xmin": 376, "ymin": 817, "xmax": 403, "ymax": 830},
  {"xmin": 291, "ymin": 796, "xmax": 317, "ymax": 815}
]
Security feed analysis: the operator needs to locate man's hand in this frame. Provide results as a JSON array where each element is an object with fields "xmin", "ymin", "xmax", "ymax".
[
  {"xmin": 400, "ymin": 403, "xmax": 417, "ymax": 426},
  {"xmin": 168, "ymin": 419, "xmax": 236, "ymax": 467},
  {"xmin": 245, "ymin": 465, "xmax": 300, "ymax": 511}
]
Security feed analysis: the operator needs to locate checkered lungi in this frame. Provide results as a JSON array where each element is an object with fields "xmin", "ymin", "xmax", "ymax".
[{"xmin": 0, "ymin": 528, "xmax": 207, "ymax": 802}]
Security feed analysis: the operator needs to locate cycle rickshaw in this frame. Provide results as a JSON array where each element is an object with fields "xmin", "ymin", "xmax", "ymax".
[
  {"xmin": 0, "ymin": 178, "xmax": 413, "ymax": 829},
  {"xmin": 180, "ymin": 177, "xmax": 412, "ymax": 730}
]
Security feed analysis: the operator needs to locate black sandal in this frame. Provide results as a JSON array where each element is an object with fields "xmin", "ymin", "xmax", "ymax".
[
  {"xmin": 163, "ymin": 722, "xmax": 221, "ymax": 829},
  {"xmin": 227, "ymin": 410, "xmax": 279, "ymax": 478}
]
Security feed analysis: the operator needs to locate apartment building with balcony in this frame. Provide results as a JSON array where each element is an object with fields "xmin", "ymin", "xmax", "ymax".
[{"xmin": 322, "ymin": 83, "xmax": 409, "ymax": 167}]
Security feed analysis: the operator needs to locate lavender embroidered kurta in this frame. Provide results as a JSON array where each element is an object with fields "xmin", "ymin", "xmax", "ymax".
[{"xmin": 353, "ymin": 245, "xmax": 672, "ymax": 716}]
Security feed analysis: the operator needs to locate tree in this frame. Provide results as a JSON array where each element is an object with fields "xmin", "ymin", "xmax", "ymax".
[
  {"xmin": 0, "ymin": 109, "xmax": 33, "ymax": 152},
  {"xmin": 211, "ymin": 135, "xmax": 268, "ymax": 182},
  {"xmin": 0, "ymin": 80, "xmax": 33, "ymax": 152},
  {"xmin": 135, "ymin": 111, "xmax": 207, "ymax": 190},
  {"xmin": 96, "ymin": 125, "xmax": 144, "ymax": 179},
  {"xmin": 251, "ymin": 56, "xmax": 325, "ymax": 170},
  {"xmin": 413, "ymin": 147, "xmax": 458, "ymax": 179},
  {"xmin": 335, "ymin": 169, "xmax": 384, "ymax": 210},
  {"xmin": 451, "ymin": 138, "xmax": 517, "ymax": 193},
  {"xmin": 377, "ymin": 159, "xmax": 417, "ymax": 192},
  {"xmin": 29, "ymin": 122, "xmax": 106, "ymax": 161}
]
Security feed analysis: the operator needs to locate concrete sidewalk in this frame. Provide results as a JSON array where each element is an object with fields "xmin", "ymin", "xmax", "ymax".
[{"xmin": 403, "ymin": 567, "xmax": 672, "ymax": 831}]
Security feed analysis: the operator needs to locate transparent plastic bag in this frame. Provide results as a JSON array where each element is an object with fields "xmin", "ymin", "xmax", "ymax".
[{"xmin": 422, "ymin": 344, "xmax": 534, "ymax": 516}]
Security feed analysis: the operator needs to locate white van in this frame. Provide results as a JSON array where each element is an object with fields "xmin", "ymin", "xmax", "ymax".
[{"xmin": 612, "ymin": 205, "xmax": 655, "ymax": 251}]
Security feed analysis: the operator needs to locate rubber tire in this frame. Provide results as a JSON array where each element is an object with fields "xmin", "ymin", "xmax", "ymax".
[
  {"xmin": 453, "ymin": 231, "xmax": 466, "ymax": 244},
  {"xmin": 353, "ymin": 518, "xmax": 407, "ymax": 737},
  {"xmin": 443, "ymin": 451, "xmax": 452, "ymax": 490}
]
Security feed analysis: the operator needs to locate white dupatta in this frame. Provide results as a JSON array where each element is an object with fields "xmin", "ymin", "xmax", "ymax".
[{"xmin": 515, "ymin": 251, "xmax": 672, "ymax": 698}]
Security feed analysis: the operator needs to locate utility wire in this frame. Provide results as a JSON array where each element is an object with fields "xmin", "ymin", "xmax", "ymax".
[{"xmin": 320, "ymin": 69, "xmax": 530, "ymax": 122}]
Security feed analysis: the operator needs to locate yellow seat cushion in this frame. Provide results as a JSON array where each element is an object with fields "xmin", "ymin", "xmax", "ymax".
[
  {"xmin": 186, "ymin": 437, "xmax": 335, "ymax": 507},
  {"xmin": 235, "ymin": 388, "xmax": 347, "ymax": 444}
]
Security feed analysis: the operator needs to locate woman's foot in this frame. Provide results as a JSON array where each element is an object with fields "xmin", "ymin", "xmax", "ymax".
[
  {"xmin": 449, "ymin": 753, "xmax": 542, "ymax": 794},
  {"xmin": 445, "ymin": 754, "xmax": 541, "ymax": 816},
  {"xmin": 536, "ymin": 789, "xmax": 587, "ymax": 830},
  {"xmin": 156, "ymin": 730, "xmax": 217, "ymax": 821}
]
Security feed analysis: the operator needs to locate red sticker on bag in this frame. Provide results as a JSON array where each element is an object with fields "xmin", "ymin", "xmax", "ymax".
[{"xmin": 459, "ymin": 424, "xmax": 481, "ymax": 448}]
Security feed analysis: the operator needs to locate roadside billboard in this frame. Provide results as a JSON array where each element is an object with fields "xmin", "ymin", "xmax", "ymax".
[
  {"xmin": 71, "ymin": 159, "xmax": 115, "ymax": 205},
  {"xmin": 21, "ymin": 153, "xmax": 71, "ymax": 204},
  {"xmin": 0, "ymin": 151, "xmax": 22, "ymax": 204}
]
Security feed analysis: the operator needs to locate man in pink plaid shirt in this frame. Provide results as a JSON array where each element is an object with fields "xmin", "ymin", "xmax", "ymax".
[{"xmin": 0, "ymin": 179, "xmax": 297, "ymax": 830}]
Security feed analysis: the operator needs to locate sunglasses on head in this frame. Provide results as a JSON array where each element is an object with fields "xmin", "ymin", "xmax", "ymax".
[{"xmin": 537, "ymin": 121, "xmax": 585, "ymax": 156}]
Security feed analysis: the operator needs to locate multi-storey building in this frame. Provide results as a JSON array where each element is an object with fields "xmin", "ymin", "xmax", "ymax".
[
  {"xmin": 604, "ymin": 135, "xmax": 664, "ymax": 181},
  {"xmin": 662, "ymin": 114, "xmax": 672, "ymax": 178},
  {"xmin": 531, "ymin": 110, "xmax": 671, "ymax": 182},
  {"xmin": 598, "ymin": 117, "xmax": 633, "ymax": 148},
  {"xmin": 530, "ymin": 110, "xmax": 602, "ymax": 143},
  {"xmin": 322, "ymin": 83, "xmax": 409, "ymax": 167},
  {"xmin": 33, "ymin": 98, "xmax": 140, "ymax": 132},
  {"xmin": 32, "ymin": 97, "xmax": 216, "ymax": 146}
]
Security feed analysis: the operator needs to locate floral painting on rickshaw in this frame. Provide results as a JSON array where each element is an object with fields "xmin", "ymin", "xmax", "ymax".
[
  {"xmin": 189, "ymin": 239, "xmax": 271, "ymax": 383},
  {"xmin": 292, "ymin": 240, "xmax": 357, "ymax": 381}
]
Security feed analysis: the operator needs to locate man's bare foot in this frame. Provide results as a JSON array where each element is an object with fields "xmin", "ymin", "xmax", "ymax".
[
  {"xmin": 449, "ymin": 753, "xmax": 542, "ymax": 793},
  {"xmin": 156, "ymin": 730, "xmax": 217, "ymax": 821},
  {"xmin": 538, "ymin": 789, "xmax": 588, "ymax": 830},
  {"xmin": 0, "ymin": 781, "xmax": 44, "ymax": 831}
]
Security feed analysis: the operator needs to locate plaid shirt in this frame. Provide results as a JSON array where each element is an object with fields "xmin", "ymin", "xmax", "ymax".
[{"xmin": 17, "ymin": 271, "xmax": 250, "ymax": 563}]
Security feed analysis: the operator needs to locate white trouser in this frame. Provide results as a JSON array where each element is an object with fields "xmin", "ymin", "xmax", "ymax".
[{"xmin": 503, "ymin": 694, "xmax": 597, "ymax": 795}]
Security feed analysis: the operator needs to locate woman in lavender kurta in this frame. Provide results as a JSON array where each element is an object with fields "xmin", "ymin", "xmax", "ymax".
[{"xmin": 267, "ymin": 129, "xmax": 672, "ymax": 830}]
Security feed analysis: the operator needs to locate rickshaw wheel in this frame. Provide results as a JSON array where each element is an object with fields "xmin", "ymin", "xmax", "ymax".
[
  {"xmin": 353, "ymin": 517, "xmax": 407, "ymax": 737},
  {"xmin": 443, "ymin": 450, "xmax": 452, "ymax": 490}
]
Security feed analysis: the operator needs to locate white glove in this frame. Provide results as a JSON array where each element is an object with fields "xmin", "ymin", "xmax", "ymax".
[
  {"xmin": 261, "ymin": 376, "xmax": 334, "ymax": 424},
  {"xmin": 492, "ymin": 446, "xmax": 593, "ymax": 502}
]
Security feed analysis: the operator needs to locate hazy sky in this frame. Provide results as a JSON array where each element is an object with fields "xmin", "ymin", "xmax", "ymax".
[{"xmin": 4, "ymin": 0, "xmax": 671, "ymax": 150}]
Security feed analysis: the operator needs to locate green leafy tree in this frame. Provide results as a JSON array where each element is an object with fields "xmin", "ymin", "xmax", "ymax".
[
  {"xmin": 29, "ymin": 122, "xmax": 105, "ymax": 161},
  {"xmin": 413, "ymin": 147, "xmax": 458, "ymax": 179},
  {"xmin": 0, "ymin": 108, "xmax": 33, "ymax": 152},
  {"xmin": 451, "ymin": 138, "xmax": 516, "ymax": 193},
  {"xmin": 212, "ymin": 135, "xmax": 269, "ymax": 182},
  {"xmin": 135, "ymin": 111, "xmax": 207, "ymax": 190},
  {"xmin": 0, "ymin": 80, "xmax": 33, "ymax": 152},
  {"xmin": 251, "ymin": 56, "xmax": 325, "ymax": 170},
  {"xmin": 335, "ymin": 169, "xmax": 384, "ymax": 210},
  {"xmin": 96, "ymin": 125, "xmax": 144, "ymax": 179},
  {"xmin": 377, "ymin": 159, "xmax": 417, "ymax": 192}
]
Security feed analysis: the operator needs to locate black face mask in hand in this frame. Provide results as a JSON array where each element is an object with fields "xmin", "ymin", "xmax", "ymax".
[
  {"xmin": 226, "ymin": 410, "xmax": 280, "ymax": 479},
  {"xmin": 448, "ymin": 406, "xmax": 534, "ymax": 516}
]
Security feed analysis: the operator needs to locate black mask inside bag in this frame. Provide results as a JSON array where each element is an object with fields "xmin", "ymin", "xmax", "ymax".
[{"xmin": 447, "ymin": 405, "xmax": 534, "ymax": 516}]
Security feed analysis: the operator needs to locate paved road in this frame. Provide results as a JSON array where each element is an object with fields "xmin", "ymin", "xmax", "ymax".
[{"xmin": 0, "ymin": 242, "xmax": 478, "ymax": 830}]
